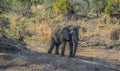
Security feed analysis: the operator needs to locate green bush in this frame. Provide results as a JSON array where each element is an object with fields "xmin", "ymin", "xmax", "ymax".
[
  {"xmin": 104, "ymin": 0, "xmax": 120, "ymax": 14},
  {"xmin": 104, "ymin": 4, "xmax": 115, "ymax": 14},
  {"xmin": 53, "ymin": 0, "xmax": 72, "ymax": 14}
]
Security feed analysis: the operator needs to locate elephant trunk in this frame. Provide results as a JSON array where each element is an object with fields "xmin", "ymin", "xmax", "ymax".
[
  {"xmin": 72, "ymin": 31, "xmax": 78, "ymax": 57},
  {"xmin": 73, "ymin": 42, "xmax": 78, "ymax": 57}
]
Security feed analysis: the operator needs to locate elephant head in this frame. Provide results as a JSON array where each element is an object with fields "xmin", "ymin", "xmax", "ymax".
[
  {"xmin": 66, "ymin": 25, "xmax": 80, "ymax": 57},
  {"xmin": 71, "ymin": 25, "xmax": 87, "ymax": 57},
  {"xmin": 59, "ymin": 25, "xmax": 73, "ymax": 41}
]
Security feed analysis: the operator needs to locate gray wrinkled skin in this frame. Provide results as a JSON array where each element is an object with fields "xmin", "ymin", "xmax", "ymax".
[{"xmin": 48, "ymin": 25, "xmax": 80, "ymax": 57}]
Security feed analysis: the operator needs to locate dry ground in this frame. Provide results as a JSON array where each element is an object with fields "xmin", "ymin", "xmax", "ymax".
[{"xmin": 0, "ymin": 44, "xmax": 120, "ymax": 71}]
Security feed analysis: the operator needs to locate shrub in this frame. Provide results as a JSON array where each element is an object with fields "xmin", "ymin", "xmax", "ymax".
[
  {"xmin": 0, "ymin": 16, "xmax": 10, "ymax": 37},
  {"xmin": 0, "ymin": 16, "xmax": 10, "ymax": 28},
  {"xmin": 104, "ymin": 4, "xmax": 115, "ymax": 14},
  {"xmin": 53, "ymin": 0, "xmax": 73, "ymax": 14},
  {"xmin": 91, "ymin": 0, "xmax": 107, "ymax": 13},
  {"xmin": 6, "ymin": 21, "xmax": 32, "ymax": 41},
  {"xmin": 104, "ymin": 0, "xmax": 120, "ymax": 14},
  {"xmin": 110, "ymin": 29, "xmax": 120, "ymax": 40}
]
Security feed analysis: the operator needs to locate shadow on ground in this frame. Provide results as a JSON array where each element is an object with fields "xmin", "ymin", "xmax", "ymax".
[
  {"xmin": 0, "ymin": 37, "xmax": 27, "ymax": 53},
  {"xmin": 0, "ymin": 38, "xmax": 120, "ymax": 71}
]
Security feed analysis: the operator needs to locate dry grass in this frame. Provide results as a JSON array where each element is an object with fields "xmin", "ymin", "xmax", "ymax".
[
  {"xmin": 2, "ymin": 10, "xmax": 120, "ymax": 49},
  {"xmin": 76, "ymin": 48, "xmax": 120, "ymax": 60},
  {"xmin": 27, "ymin": 24, "xmax": 52, "ymax": 42},
  {"xmin": 1, "ymin": 5, "xmax": 120, "ymax": 71}
]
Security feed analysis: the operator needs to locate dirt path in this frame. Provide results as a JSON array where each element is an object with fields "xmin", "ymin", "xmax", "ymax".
[{"xmin": 0, "ymin": 48, "xmax": 120, "ymax": 71}]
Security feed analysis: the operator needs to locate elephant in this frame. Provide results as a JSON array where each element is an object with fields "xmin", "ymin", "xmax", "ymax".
[
  {"xmin": 48, "ymin": 25, "xmax": 72, "ymax": 54},
  {"xmin": 47, "ymin": 25, "xmax": 81, "ymax": 57},
  {"xmin": 61, "ymin": 25, "xmax": 81, "ymax": 57}
]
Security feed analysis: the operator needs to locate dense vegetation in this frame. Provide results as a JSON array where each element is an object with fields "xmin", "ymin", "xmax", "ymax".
[
  {"xmin": 0, "ymin": 0, "xmax": 120, "ymax": 49},
  {"xmin": 0, "ymin": 0, "xmax": 120, "ymax": 15}
]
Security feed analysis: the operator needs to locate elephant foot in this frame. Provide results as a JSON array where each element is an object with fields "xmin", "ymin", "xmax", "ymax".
[
  {"xmin": 61, "ymin": 53, "xmax": 65, "ymax": 56},
  {"xmin": 48, "ymin": 51, "xmax": 51, "ymax": 54},
  {"xmin": 55, "ymin": 53, "xmax": 59, "ymax": 55},
  {"xmin": 72, "ymin": 55, "xmax": 76, "ymax": 58},
  {"xmin": 69, "ymin": 55, "xmax": 73, "ymax": 57}
]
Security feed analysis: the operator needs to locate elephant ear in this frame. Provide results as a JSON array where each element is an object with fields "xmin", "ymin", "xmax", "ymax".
[{"xmin": 60, "ymin": 27, "xmax": 69, "ymax": 40}]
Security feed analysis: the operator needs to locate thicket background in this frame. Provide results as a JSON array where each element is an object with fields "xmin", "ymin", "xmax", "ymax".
[{"xmin": 0, "ymin": 0, "xmax": 120, "ymax": 49}]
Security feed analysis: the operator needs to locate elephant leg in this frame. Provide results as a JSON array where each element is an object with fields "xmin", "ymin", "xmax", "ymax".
[
  {"xmin": 55, "ymin": 44, "xmax": 60, "ymax": 55},
  {"xmin": 61, "ymin": 41, "xmax": 66, "ymax": 56},
  {"xmin": 48, "ymin": 39, "xmax": 55, "ymax": 54},
  {"xmin": 73, "ymin": 43, "xmax": 78, "ymax": 57},
  {"xmin": 68, "ymin": 41, "xmax": 73, "ymax": 57}
]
